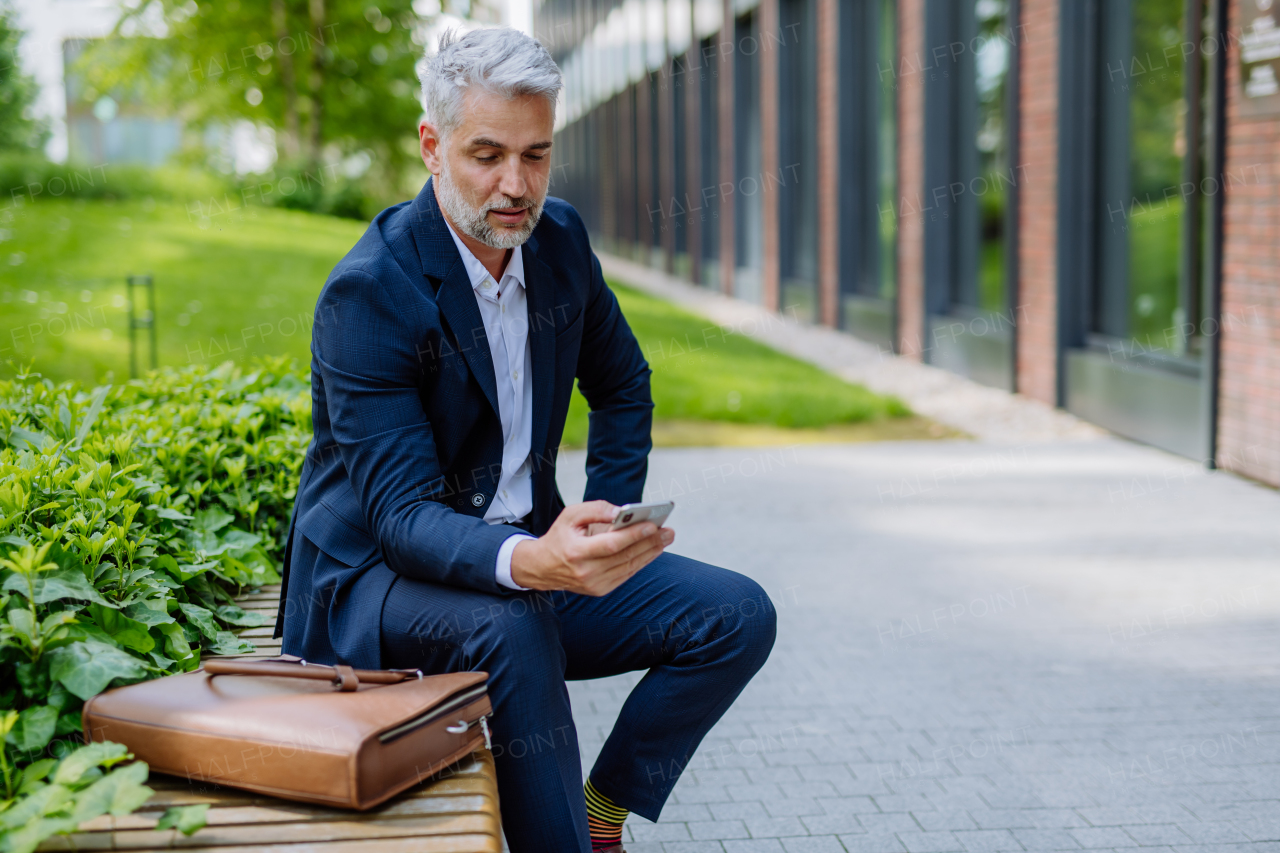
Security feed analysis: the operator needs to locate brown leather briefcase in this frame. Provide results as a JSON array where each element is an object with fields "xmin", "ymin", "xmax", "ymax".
[{"xmin": 81, "ymin": 655, "xmax": 493, "ymax": 810}]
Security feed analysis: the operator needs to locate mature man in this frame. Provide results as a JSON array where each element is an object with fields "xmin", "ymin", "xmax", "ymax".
[{"xmin": 274, "ymin": 26, "xmax": 776, "ymax": 852}]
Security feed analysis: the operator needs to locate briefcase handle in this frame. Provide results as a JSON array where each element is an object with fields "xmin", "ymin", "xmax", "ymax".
[{"xmin": 203, "ymin": 658, "xmax": 424, "ymax": 692}]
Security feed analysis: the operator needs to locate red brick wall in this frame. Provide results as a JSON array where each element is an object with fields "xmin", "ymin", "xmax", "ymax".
[
  {"xmin": 1219, "ymin": 0, "xmax": 1280, "ymax": 485},
  {"xmin": 1015, "ymin": 0, "xmax": 1058, "ymax": 404},
  {"xmin": 896, "ymin": 0, "xmax": 925, "ymax": 360}
]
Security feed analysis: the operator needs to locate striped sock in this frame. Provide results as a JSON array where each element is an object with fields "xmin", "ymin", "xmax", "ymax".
[{"xmin": 584, "ymin": 777, "xmax": 628, "ymax": 851}]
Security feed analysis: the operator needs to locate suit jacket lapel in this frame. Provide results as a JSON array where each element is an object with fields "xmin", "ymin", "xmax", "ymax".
[
  {"xmin": 523, "ymin": 238, "xmax": 556, "ymax": 465},
  {"xmin": 409, "ymin": 177, "xmax": 500, "ymax": 419},
  {"xmin": 434, "ymin": 261, "xmax": 501, "ymax": 419}
]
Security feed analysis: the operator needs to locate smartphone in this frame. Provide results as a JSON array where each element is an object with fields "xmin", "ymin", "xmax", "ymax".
[{"xmin": 610, "ymin": 500, "xmax": 675, "ymax": 531}]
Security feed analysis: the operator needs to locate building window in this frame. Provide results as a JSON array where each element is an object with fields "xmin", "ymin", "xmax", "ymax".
[
  {"xmin": 839, "ymin": 0, "xmax": 899, "ymax": 349},
  {"xmin": 734, "ymin": 10, "xmax": 763, "ymax": 303},
  {"xmin": 1059, "ymin": 0, "xmax": 1225, "ymax": 459},
  {"xmin": 699, "ymin": 35, "xmax": 721, "ymax": 287},
  {"xmin": 778, "ymin": 0, "xmax": 818, "ymax": 321},
  {"xmin": 923, "ymin": 0, "xmax": 1019, "ymax": 390}
]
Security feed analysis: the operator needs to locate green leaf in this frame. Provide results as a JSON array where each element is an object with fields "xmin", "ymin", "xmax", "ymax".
[
  {"xmin": 176, "ymin": 602, "xmax": 220, "ymax": 641},
  {"xmin": 209, "ymin": 631, "xmax": 255, "ymax": 655},
  {"xmin": 47, "ymin": 640, "xmax": 150, "ymax": 701},
  {"xmin": 191, "ymin": 507, "xmax": 233, "ymax": 534},
  {"xmin": 0, "ymin": 815, "xmax": 78, "ymax": 853},
  {"xmin": 122, "ymin": 600, "xmax": 175, "ymax": 626},
  {"xmin": 153, "ymin": 506, "xmax": 192, "ymax": 521},
  {"xmin": 214, "ymin": 603, "xmax": 272, "ymax": 627},
  {"xmin": 7, "ymin": 704, "xmax": 58, "ymax": 754},
  {"xmin": 6, "ymin": 425, "xmax": 56, "ymax": 453},
  {"xmin": 7, "ymin": 608, "xmax": 36, "ymax": 643},
  {"xmin": 20, "ymin": 758, "xmax": 58, "ymax": 786},
  {"xmin": 52, "ymin": 741, "xmax": 130, "ymax": 786},
  {"xmin": 219, "ymin": 528, "xmax": 260, "ymax": 558},
  {"xmin": 71, "ymin": 385, "xmax": 111, "ymax": 450},
  {"xmin": 155, "ymin": 802, "xmax": 208, "ymax": 836},
  {"xmin": 2, "ymin": 566, "xmax": 116, "ymax": 608},
  {"xmin": 70, "ymin": 760, "xmax": 153, "ymax": 823},
  {"xmin": 0, "ymin": 779, "xmax": 74, "ymax": 828},
  {"xmin": 155, "ymin": 621, "xmax": 194, "ymax": 664},
  {"xmin": 88, "ymin": 604, "xmax": 155, "ymax": 654}
]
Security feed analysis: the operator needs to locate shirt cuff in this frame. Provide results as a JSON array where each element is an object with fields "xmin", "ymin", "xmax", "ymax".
[{"xmin": 496, "ymin": 532, "xmax": 536, "ymax": 590}]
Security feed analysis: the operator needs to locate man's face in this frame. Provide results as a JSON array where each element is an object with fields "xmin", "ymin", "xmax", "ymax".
[{"xmin": 420, "ymin": 88, "xmax": 554, "ymax": 249}]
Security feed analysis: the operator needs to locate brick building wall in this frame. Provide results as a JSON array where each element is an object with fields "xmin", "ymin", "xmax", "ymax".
[
  {"xmin": 896, "ymin": 0, "xmax": 925, "ymax": 360},
  {"xmin": 1219, "ymin": 0, "xmax": 1280, "ymax": 486},
  {"xmin": 1015, "ymin": 0, "xmax": 1058, "ymax": 405}
]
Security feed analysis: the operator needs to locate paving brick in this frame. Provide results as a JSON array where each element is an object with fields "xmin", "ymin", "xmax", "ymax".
[
  {"xmin": 690, "ymin": 822, "xmax": 753, "ymax": 841},
  {"xmin": 745, "ymin": 817, "xmax": 809, "ymax": 838},
  {"xmin": 897, "ymin": 831, "xmax": 965, "ymax": 853},
  {"xmin": 1171, "ymin": 823, "xmax": 1251, "ymax": 844},
  {"xmin": 857, "ymin": 814, "xmax": 926, "ymax": 834},
  {"xmin": 953, "ymin": 830, "xmax": 1023, "ymax": 853},
  {"xmin": 662, "ymin": 843, "xmax": 727, "ymax": 853},
  {"xmin": 837, "ymin": 834, "xmax": 909, "ymax": 853},
  {"xmin": 1011, "ymin": 828, "xmax": 1084, "ymax": 850},
  {"xmin": 765, "ymin": 798, "xmax": 829, "ymax": 818},
  {"xmin": 631, "ymin": 822, "xmax": 695, "ymax": 843},
  {"xmin": 912, "ymin": 811, "xmax": 980, "ymax": 832},
  {"xmin": 1070, "ymin": 827, "xmax": 1142, "ymax": 848},
  {"xmin": 1125, "ymin": 826, "xmax": 1194, "ymax": 846},
  {"xmin": 781, "ymin": 838, "xmax": 847, "ymax": 853},
  {"xmin": 723, "ymin": 841, "xmax": 788, "ymax": 853},
  {"xmin": 816, "ymin": 797, "xmax": 882, "ymax": 815},
  {"xmin": 802, "ymin": 813, "xmax": 867, "ymax": 835}
]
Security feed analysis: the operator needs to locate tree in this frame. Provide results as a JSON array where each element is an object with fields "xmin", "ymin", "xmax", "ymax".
[
  {"xmin": 81, "ymin": 0, "xmax": 502, "ymax": 186},
  {"xmin": 0, "ymin": 0, "xmax": 50, "ymax": 151}
]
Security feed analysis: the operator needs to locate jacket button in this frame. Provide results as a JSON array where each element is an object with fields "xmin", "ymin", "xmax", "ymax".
[{"xmin": 471, "ymin": 494, "xmax": 485, "ymax": 507}]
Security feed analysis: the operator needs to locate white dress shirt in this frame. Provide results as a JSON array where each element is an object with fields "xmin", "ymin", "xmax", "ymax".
[{"xmin": 442, "ymin": 219, "xmax": 535, "ymax": 590}]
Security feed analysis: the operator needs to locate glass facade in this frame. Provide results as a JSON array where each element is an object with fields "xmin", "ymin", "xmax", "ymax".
[
  {"xmin": 733, "ymin": 11, "xmax": 763, "ymax": 303},
  {"xmin": 922, "ymin": 0, "xmax": 1019, "ymax": 390},
  {"xmin": 1093, "ymin": 0, "xmax": 1210, "ymax": 357},
  {"xmin": 838, "ymin": 0, "xmax": 899, "ymax": 348},
  {"xmin": 778, "ymin": 0, "xmax": 818, "ymax": 321}
]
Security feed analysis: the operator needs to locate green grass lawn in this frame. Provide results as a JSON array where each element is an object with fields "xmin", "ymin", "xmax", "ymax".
[
  {"xmin": 0, "ymin": 198, "xmax": 913, "ymax": 446},
  {"xmin": 0, "ymin": 197, "xmax": 363, "ymax": 382}
]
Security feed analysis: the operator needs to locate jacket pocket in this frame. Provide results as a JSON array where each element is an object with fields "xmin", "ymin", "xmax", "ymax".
[
  {"xmin": 554, "ymin": 310, "xmax": 584, "ymax": 352},
  {"xmin": 296, "ymin": 501, "xmax": 381, "ymax": 568}
]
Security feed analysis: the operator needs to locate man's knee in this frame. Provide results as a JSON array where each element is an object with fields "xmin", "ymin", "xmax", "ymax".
[
  {"xmin": 696, "ymin": 570, "xmax": 777, "ymax": 668},
  {"xmin": 724, "ymin": 573, "xmax": 777, "ymax": 665},
  {"xmin": 466, "ymin": 591, "xmax": 564, "ymax": 669}
]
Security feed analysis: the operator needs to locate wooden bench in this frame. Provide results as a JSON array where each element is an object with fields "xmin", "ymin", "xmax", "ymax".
[{"xmin": 37, "ymin": 585, "xmax": 504, "ymax": 853}]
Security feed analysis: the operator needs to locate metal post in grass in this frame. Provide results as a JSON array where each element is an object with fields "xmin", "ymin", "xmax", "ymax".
[{"xmin": 126, "ymin": 274, "xmax": 157, "ymax": 378}]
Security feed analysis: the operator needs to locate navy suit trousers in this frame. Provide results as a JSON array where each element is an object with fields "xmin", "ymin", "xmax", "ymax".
[{"xmin": 378, "ymin": 551, "xmax": 777, "ymax": 852}]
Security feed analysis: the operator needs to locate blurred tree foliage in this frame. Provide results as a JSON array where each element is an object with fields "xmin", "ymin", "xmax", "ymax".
[
  {"xmin": 0, "ymin": 1, "xmax": 50, "ymax": 151},
  {"xmin": 79, "ymin": 0, "xmax": 501, "ymax": 201}
]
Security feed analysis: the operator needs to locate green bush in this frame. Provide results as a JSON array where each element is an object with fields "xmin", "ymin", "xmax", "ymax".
[
  {"xmin": 0, "ymin": 152, "xmax": 390, "ymax": 221},
  {"xmin": 0, "ymin": 357, "xmax": 311, "ymax": 852},
  {"xmin": 0, "ymin": 151, "xmax": 230, "ymax": 208}
]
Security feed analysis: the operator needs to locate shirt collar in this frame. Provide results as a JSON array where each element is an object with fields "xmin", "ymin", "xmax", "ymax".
[{"xmin": 442, "ymin": 215, "xmax": 525, "ymax": 292}]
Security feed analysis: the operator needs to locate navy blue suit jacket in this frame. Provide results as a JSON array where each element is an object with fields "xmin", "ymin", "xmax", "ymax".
[{"xmin": 273, "ymin": 178, "xmax": 653, "ymax": 669}]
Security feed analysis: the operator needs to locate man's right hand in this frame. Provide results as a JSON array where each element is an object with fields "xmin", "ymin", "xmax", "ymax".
[{"xmin": 510, "ymin": 500, "xmax": 674, "ymax": 595}]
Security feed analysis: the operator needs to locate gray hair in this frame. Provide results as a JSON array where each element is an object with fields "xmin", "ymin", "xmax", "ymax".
[{"xmin": 419, "ymin": 27, "xmax": 562, "ymax": 138}]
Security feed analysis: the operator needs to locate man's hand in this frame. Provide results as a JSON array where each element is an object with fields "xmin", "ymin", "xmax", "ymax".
[{"xmin": 511, "ymin": 501, "xmax": 674, "ymax": 595}]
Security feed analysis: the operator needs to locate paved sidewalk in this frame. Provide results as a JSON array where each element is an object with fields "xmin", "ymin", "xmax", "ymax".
[
  {"xmin": 557, "ymin": 439, "xmax": 1280, "ymax": 853},
  {"xmin": 597, "ymin": 253, "xmax": 1104, "ymax": 444}
]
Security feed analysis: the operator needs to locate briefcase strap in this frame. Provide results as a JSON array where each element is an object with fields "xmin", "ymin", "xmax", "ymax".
[{"xmin": 203, "ymin": 659, "xmax": 425, "ymax": 692}]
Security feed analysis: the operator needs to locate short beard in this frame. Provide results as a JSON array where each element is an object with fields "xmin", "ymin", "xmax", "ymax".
[{"xmin": 434, "ymin": 157, "xmax": 544, "ymax": 250}]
